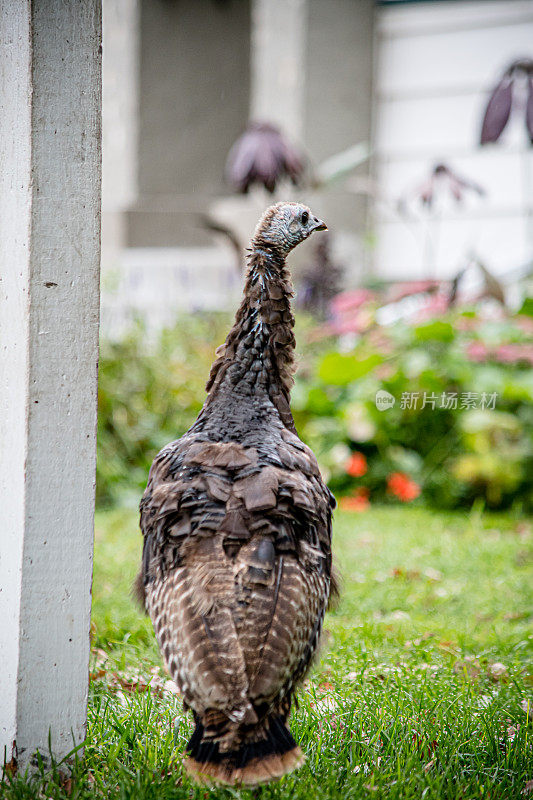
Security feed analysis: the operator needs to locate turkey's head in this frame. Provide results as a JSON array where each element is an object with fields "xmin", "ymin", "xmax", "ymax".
[{"xmin": 253, "ymin": 201, "xmax": 327, "ymax": 256}]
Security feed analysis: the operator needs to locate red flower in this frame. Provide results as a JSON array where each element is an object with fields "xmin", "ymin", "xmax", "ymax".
[
  {"xmin": 387, "ymin": 472, "xmax": 421, "ymax": 502},
  {"xmin": 516, "ymin": 316, "xmax": 533, "ymax": 335},
  {"xmin": 466, "ymin": 341, "xmax": 489, "ymax": 362},
  {"xmin": 495, "ymin": 344, "xmax": 533, "ymax": 366},
  {"xmin": 465, "ymin": 341, "xmax": 533, "ymax": 366},
  {"xmin": 340, "ymin": 487, "xmax": 370, "ymax": 513},
  {"xmin": 388, "ymin": 280, "xmax": 440, "ymax": 303},
  {"xmin": 416, "ymin": 293, "xmax": 450, "ymax": 321},
  {"xmin": 346, "ymin": 451, "xmax": 367, "ymax": 477},
  {"xmin": 330, "ymin": 290, "xmax": 375, "ymax": 315}
]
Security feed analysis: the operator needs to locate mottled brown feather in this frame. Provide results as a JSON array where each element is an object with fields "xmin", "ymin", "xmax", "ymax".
[{"xmin": 138, "ymin": 203, "xmax": 335, "ymax": 786}]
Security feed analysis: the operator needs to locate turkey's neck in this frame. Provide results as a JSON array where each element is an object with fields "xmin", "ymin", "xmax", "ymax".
[{"xmin": 204, "ymin": 244, "xmax": 296, "ymax": 430}]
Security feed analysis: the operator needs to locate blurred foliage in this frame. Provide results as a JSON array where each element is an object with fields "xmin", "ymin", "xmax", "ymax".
[
  {"xmin": 292, "ymin": 305, "xmax": 533, "ymax": 512},
  {"xmin": 96, "ymin": 314, "xmax": 231, "ymax": 507},
  {"xmin": 97, "ymin": 305, "xmax": 533, "ymax": 512}
]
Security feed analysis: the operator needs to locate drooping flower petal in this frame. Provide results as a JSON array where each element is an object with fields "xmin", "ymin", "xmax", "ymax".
[
  {"xmin": 225, "ymin": 122, "xmax": 305, "ymax": 194},
  {"xmin": 480, "ymin": 76, "xmax": 514, "ymax": 144},
  {"xmin": 404, "ymin": 163, "xmax": 485, "ymax": 211},
  {"xmin": 526, "ymin": 76, "xmax": 533, "ymax": 143}
]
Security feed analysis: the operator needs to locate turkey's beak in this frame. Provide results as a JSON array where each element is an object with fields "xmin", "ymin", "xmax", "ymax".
[{"xmin": 311, "ymin": 216, "xmax": 327, "ymax": 232}]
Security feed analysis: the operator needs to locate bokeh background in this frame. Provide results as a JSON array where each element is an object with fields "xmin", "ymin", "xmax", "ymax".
[
  {"xmin": 97, "ymin": 0, "xmax": 533, "ymax": 514},
  {"xmin": 67, "ymin": 6, "xmax": 533, "ymax": 797}
]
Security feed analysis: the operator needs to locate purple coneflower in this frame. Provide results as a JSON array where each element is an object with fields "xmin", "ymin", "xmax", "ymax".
[
  {"xmin": 408, "ymin": 163, "xmax": 485, "ymax": 209},
  {"xmin": 225, "ymin": 121, "xmax": 305, "ymax": 194}
]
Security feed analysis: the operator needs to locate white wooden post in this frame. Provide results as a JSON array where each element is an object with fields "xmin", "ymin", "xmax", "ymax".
[
  {"xmin": 0, "ymin": 0, "xmax": 101, "ymax": 773},
  {"xmin": 251, "ymin": 0, "xmax": 308, "ymax": 141}
]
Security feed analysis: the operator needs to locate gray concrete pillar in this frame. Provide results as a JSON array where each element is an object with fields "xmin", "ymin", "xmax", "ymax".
[{"xmin": 0, "ymin": 0, "xmax": 102, "ymax": 773}]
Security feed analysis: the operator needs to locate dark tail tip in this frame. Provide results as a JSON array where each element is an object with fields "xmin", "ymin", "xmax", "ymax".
[
  {"xmin": 185, "ymin": 715, "xmax": 305, "ymax": 786},
  {"xmin": 131, "ymin": 570, "xmax": 146, "ymax": 611}
]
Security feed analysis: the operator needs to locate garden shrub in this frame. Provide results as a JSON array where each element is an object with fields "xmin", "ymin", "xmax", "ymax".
[
  {"xmin": 96, "ymin": 314, "xmax": 231, "ymax": 507},
  {"xmin": 292, "ymin": 305, "xmax": 533, "ymax": 512},
  {"xmin": 97, "ymin": 306, "xmax": 533, "ymax": 511}
]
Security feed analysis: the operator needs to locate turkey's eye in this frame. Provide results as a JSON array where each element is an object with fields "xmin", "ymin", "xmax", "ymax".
[{"xmin": 301, "ymin": 211, "xmax": 309, "ymax": 225}]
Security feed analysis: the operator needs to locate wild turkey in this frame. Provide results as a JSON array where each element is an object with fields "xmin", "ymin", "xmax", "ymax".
[{"xmin": 136, "ymin": 202, "xmax": 337, "ymax": 786}]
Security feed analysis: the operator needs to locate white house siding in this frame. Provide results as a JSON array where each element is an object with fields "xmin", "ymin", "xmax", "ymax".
[
  {"xmin": 373, "ymin": 0, "xmax": 533, "ymax": 281},
  {"xmin": 100, "ymin": 245, "xmax": 241, "ymax": 336}
]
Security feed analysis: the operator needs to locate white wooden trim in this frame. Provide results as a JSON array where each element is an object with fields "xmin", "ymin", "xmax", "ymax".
[
  {"xmin": 0, "ymin": 0, "xmax": 102, "ymax": 773},
  {"xmin": 378, "ymin": 0, "xmax": 533, "ymax": 37}
]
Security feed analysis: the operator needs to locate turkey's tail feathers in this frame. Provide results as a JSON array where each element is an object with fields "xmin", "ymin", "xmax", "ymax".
[{"xmin": 184, "ymin": 713, "xmax": 305, "ymax": 786}]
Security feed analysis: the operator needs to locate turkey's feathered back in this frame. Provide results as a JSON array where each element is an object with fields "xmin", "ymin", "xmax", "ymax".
[{"xmin": 138, "ymin": 202, "xmax": 333, "ymax": 787}]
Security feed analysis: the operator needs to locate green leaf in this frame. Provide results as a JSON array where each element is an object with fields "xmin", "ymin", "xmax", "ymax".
[
  {"xmin": 306, "ymin": 386, "xmax": 337, "ymax": 415},
  {"xmin": 318, "ymin": 352, "xmax": 383, "ymax": 385},
  {"xmin": 414, "ymin": 320, "xmax": 454, "ymax": 342},
  {"xmin": 518, "ymin": 296, "xmax": 533, "ymax": 317}
]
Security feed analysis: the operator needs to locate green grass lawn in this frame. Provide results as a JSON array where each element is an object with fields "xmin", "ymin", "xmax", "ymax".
[{"xmin": 4, "ymin": 506, "xmax": 532, "ymax": 799}]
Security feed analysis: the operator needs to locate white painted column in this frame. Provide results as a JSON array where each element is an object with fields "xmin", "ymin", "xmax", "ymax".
[
  {"xmin": 251, "ymin": 0, "xmax": 308, "ymax": 141},
  {"xmin": 0, "ymin": 0, "xmax": 101, "ymax": 773}
]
